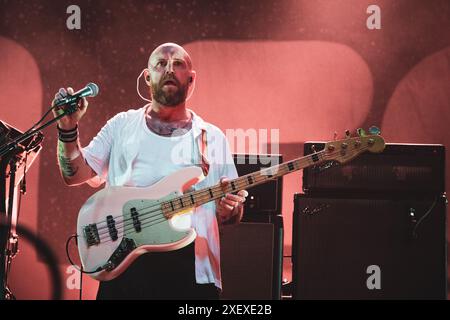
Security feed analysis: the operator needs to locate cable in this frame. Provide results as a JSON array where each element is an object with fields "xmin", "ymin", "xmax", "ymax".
[
  {"xmin": 16, "ymin": 105, "xmax": 56, "ymax": 140},
  {"xmin": 79, "ymin": 265, "xmax": 83, "ymax": 301},
  {"xmin": 412, "ymin": 196, "xmax": 439, "ymax": 239},
  {"xmin": 136, "ymin": 69, "xmax": 151, "ymax": 102},
  {"xmin": 65, "ymin": 234, "xmax": 103, "ymax": 274},
  {"xmin": 73, "ymin": 234, "xmax": 83, "ymax": 300}
]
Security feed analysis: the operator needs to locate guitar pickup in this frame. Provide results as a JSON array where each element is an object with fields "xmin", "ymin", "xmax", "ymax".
[
  {"xmin": 107, "ymin": 215, "xmax": 118, "ymax": 241},
  {"xmin": 83, "ymin": 223, "xmax": 100, "ymax": 247},
  {"xmin": 130, "ymin": 207, "xmax": 141, "ymax": 232}
]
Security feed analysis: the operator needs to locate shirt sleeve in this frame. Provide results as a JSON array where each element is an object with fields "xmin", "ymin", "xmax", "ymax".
[{"xmin": 81, "ymin": 114, "xmax": 120, "ymax": 183}]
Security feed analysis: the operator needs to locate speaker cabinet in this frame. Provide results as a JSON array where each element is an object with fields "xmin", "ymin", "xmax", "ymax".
[
  {"xmin": 220, "ymin": 216, "xmax": 283, "ymax": 299},
  {"xmin": 232, "ymin": 154, "xmax": 283, "ymax": 218},
  {"xmin": 292, "ymin": 194, "xmax": 447, "ymax": 299},
  {"xmin": 303, "ymin": 143, "xmax": 445, "ymax": 195}
]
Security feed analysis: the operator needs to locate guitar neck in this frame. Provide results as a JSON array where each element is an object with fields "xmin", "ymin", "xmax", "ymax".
[{"xmin": 164, "ymin": 150, "xmax": 328, "ymax": 218}]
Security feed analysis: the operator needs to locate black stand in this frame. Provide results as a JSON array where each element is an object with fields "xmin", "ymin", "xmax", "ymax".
[{"xmin": 0, "ymin": 101, "xmax": 77, "ymax": 300}]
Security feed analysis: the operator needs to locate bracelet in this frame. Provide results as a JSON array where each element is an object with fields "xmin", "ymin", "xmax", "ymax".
[
  {"xmin": 58, "ymin": 125, "xmax": 79, "ymax": 143},
  {"xmin": 58, "ymin": 133, "xmax": 78, "ymax": 143},
  {"xmin": 58, "ymin": 135, "xmax": 78, "ymax": 143},
  {"xmin": 57, "ymin": 124, "xmax": 78, "ymax": 133}
]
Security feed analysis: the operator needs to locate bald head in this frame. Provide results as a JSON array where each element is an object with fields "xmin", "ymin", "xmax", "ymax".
[
  {"xmin": 148, "ymin": 42, "xmax": 192, "ymax": 70},
  {"xmin": 146, "ymin": 43, "xmax": 195, "ymax": 107}
]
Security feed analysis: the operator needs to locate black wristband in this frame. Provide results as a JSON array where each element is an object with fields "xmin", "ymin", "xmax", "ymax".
[
  {"xmin": 57, "ymin": 124, "xmax": 78, "ymax": 133},
  {"xmin": 58, "ymin": 135, "xmax": 78, "ymax": 143},
  {"xmin": 59, "ymin": 131, "xmax": 78, "ymax": 139},
  {"xmin": 58, "ymin": 124, "xmax": 78, "ymax": 143}
]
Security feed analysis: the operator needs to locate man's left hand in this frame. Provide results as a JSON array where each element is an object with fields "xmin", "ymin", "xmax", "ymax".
[{"xmin": 216, "ymin": 177, "xmax": 248, "ymax": 224}]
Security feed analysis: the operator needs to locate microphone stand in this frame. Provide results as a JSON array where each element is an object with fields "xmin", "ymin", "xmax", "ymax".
[
  {"xmin": 0, "ymin": 100, "xmax": 78, "ymax": 300},
  {"xmin": 0, "ymin": 101, "xmax": 79, "ymax": 157}
]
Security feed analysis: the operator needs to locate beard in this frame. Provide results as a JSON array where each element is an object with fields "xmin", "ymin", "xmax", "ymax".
[{"xmin": 151, "ymin": 78, "xmax": 189, "ymax": 106}]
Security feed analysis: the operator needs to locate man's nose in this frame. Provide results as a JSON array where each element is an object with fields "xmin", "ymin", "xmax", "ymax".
[{"xmin": 165, "ymin": 60, "xmax": 175, "ymax": 73}]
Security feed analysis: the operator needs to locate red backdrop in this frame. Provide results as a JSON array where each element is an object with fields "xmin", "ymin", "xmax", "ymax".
[{"xmin": 0, "ymin": 0, "xmax": 448, "ymax": 299}]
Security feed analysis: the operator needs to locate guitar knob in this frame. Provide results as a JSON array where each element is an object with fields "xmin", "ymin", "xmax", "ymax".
[
  {"xmin": 357, "ymin": 128, "xmax": 366, "ymax": 137},
  {"xmin": 345, "ymin": 130, "xmax": 350, "ymax": 138}
]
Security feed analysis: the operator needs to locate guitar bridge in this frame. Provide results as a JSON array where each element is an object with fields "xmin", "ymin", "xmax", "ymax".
[
  {"xmin": 102, "ymin": 237, "xmax": 137, "ymax": 271},
  {"xmin": 83, "ymin": 223, "xmax": 100, "ymax": 247}
]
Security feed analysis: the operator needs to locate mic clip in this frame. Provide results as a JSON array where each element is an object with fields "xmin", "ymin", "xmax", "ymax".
[{"xmin": 55, "ymin": 99, "xmax": 79, "ymax": 114}]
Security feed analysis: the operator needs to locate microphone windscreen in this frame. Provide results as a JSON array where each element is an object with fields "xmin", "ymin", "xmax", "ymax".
[{"xmin": 87, "ymin": 82, "xmax": 99, "ymax": 97}]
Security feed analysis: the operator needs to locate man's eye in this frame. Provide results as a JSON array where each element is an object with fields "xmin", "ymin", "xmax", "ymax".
[
  {"xmin": 157, "ymin": 61, "xmax": 167, "ymax": 67},
  {"xmin": 174, "ymin": 61, "xmax": 183, "ymax": 66}
]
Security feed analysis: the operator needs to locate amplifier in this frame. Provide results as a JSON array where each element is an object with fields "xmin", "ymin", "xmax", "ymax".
[
  {"xmin": 292, "ymin": 193, "xmax": 447, "ymax": 299},
  {"xmin": 233, "ymin": 154, "xmax": 283, "ymax": 218},
  {"xmin": 303, "ymin": 143, "xmax": 445, "ymax": 195},
  {"xmin": 220, "ymin": 215, "xmax": 284, "ymax": 300}
]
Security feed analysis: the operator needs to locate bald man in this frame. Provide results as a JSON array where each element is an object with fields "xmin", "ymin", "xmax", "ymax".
[{"xmin": 52, "ymin": 43, "xmax": 247, "ymax": 299}]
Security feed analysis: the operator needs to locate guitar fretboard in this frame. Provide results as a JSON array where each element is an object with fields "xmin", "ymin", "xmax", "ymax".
[{"xmin": 161, "ymin": 150, "xmax": 327, "ymax": 218}]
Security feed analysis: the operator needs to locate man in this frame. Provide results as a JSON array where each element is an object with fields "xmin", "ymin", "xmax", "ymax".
[{"xmin": 53, "ymin": 42, "xmax": 248, "ymax": 299}]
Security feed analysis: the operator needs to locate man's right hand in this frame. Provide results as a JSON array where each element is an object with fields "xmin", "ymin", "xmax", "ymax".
[{"xmin": 52, "ymin": 87, "xmax": 89, "ymax": 130}]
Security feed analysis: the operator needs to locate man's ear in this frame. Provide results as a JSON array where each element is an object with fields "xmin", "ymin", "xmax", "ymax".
[
  {"xmin": 189, "ymin": 70, "xmax": 196, "ymax": 86},
  {"xmin": 144, "ymin": 68, "xmax": 151, "ymax": 86}
]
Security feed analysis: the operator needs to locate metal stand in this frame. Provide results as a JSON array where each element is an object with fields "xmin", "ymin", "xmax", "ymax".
[{"xmin": 0, "ymin": 101, "xmax": 76, "ymax": 300}]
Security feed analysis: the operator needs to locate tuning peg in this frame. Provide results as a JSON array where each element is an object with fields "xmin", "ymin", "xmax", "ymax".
[
  {"xmin": 357, "ymin": 128, "xmax": 366, "ymax": 137},
  {"xmin": 369, "ymin": 126, "xmax": 381, "ymax": 135},
  {"xmin": 311, "ymin": 144, "xmax": 317, "ymax": 153},
  {"xmin": 345, "ymin": 130, "xmax": 351, "ymax": 138}
]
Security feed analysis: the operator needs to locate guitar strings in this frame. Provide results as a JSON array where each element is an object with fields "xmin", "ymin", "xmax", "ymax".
[
  {"xmin": 92, "ymin": 149, "xmax": 326, "ymax": 239},
  {"xmin": 96, "ymin": 173, "xmax": 274, "ymax": 244},
  {"xmin": 93, "ymin": 146, "xmax": 368, "ymax": 242},
  {"xmin": 92, "ymin": 146, "xmax": 369, "ymax": 242},
  {"xmin": 91, "ymin": 148, "xmax": 328, "ymax": 234},
  {"xmin": 93, "ymin": 146, "xmax": 371, "ymax": 244},
  {"xmin": 95, "ymin": 173, "xmax": 272, "ymax": 243}
]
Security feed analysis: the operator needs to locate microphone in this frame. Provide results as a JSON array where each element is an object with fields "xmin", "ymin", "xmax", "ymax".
[{"xmin": 54, "ymin": 83, "xmax": 99, "ymax": 107}]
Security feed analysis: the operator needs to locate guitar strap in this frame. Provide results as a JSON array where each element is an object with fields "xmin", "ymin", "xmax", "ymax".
[{"xmin": 198, "ymin": 129, "xmax": 210, "ymax": 177}]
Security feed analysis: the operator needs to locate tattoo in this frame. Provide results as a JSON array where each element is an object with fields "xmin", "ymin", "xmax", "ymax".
[
  {"xmin": 145, "ymin": 115, "xmax": 192, "ymax": 136},
  {"xmin": 57, "ymin": 141, "xmax": 79, "ymax": 177}
]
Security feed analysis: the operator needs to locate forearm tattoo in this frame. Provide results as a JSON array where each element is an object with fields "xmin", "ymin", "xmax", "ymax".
[{"xmin": 57, "ymin": 141, "xmax": 79, "ymax": 177}]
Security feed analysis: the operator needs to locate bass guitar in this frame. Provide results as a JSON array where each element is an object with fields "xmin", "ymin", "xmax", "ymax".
[{"xmin": 76, "ymin": 128, "xmax": 385, "ymax": 281}]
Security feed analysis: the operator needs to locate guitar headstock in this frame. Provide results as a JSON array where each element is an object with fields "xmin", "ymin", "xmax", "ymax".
[{"xmin": 322, "ymin": 126, "xmax": 385, "ymax": 164}]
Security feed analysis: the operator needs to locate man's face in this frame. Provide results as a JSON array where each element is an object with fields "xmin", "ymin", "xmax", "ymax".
[{"xmin": 148, "ymin": 45, "xmax": 192, "ymax": 106}]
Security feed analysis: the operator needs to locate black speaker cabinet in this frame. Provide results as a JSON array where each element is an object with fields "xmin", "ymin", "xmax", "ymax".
[
  {"xmin": 219, "ymin": 216, "xmax": 283, "ymax": 300},
  {"xmin": 303, "ymin": 143, "xmax": 445, "ymax": 195},
  {"xmin": 233, "ymin": 154, "xmax": 283, "ymax": 220},
  {"xmin": 292, "ymin": 194, "xmax": 447, "ymax": 299}
]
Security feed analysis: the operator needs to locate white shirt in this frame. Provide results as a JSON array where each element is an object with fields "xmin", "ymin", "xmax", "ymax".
[{"xmin": 81, "ymin": 105, "xmax": 237, "ymax": 289}]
